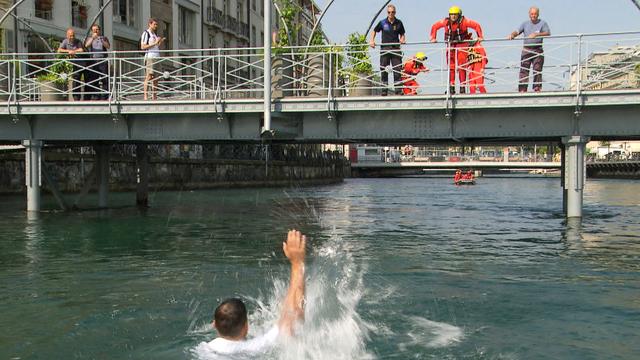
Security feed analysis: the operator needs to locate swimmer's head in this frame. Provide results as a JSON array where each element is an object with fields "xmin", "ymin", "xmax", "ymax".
[{"xmin": 213, "ymin": 298, "xmax": 249, "ymax": 339}]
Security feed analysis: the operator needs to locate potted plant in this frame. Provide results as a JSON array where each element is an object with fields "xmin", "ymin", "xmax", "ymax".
[
  {"xmin": 36, "ymin": 55, "xmax": 72, "ymax": 102},
  {"xmin": 0, "ymin": 45, "xmax": 10, "ymax": 101},
  {"xmin": 344, "ymin": 32, "xmax": 374, "ymax": 97}
]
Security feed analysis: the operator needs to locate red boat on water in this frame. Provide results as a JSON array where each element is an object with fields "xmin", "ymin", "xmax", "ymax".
[{"xmin": 454, "ymin": 170, "xmax": 476, "ymax": 185}]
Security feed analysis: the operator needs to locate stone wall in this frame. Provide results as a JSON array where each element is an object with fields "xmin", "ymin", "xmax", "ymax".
[
  {"xmin": 586, "ymin": 162, "xmax": 640, "ymax": 179},
  {"xmin": 0, "ymin": 151, "xmax": 349, "ymax": 194}
]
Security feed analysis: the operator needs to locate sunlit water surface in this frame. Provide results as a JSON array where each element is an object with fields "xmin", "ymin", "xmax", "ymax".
[{"xmin": 1, "ymin": 177, "xmax": 639, "ymax": 359}]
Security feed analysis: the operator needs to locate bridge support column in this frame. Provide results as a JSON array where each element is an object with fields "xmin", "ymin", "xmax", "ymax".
[
  {"xmin": 24, "ymin": 140, "xmax": 43, "ymax": 212},
  {"xmin": 135, "ymin": 144, "xmax": 149, "ymax": 207},
  {"xmin": 95, "ymin": 144, "xmax": 110, "ymax": 208},
  {"xmin": 562, "ymin": 136, "xmax": 589, "ymax": 218}
]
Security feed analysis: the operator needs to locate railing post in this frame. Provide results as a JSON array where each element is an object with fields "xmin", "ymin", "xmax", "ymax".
[
  {"xmin": 576, "ymin": 34, "xmax": 583, "ymax": 96},
  {"xmin": 262, "ymin": 0, "xmax": 272, "ymax": 136}
]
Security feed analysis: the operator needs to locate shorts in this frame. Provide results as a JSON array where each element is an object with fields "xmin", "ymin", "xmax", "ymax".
[{"xmin": 145, "ymin": 57, "xmax": 157, "ymax": 77}]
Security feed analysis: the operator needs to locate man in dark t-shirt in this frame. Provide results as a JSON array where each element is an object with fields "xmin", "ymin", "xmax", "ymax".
[{"xmin": 370, "ymin": 4, "xmax": 406, "ymax": 96}]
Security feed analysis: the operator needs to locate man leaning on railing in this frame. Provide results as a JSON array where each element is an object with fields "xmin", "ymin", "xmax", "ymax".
[
  {"xmin": 508, "ymin": 6, "xmax": 551, "ymax": 93},
  {"xmin": 370, "ymin": 4, "xmax": 406, "ymax": 96},
  {"xmin": 57, "ymin": 28, "xmax": 85, "ymax": 101}
]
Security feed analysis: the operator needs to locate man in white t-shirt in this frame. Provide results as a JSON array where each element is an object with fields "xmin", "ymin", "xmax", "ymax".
[
  {"xmin": 196, "ymin": 229, "xmax": 307, "ymax": 358},
  {"xmin": 140, "ymin": 18, "xmax": 165, "ymax": 100}
]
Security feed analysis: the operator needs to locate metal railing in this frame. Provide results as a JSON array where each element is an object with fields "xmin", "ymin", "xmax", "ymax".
[{"xmin": 0, "ymin": 31, "xmax": 638, "ymax": 103}]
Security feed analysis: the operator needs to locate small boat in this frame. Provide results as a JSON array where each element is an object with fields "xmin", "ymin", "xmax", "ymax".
[{"xmin": 454, "ymin": 178, "xmax": 476, "ymax": 185}]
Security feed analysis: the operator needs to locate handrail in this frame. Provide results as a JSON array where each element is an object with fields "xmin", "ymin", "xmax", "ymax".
[{"xmin": 1, "ymin": 31, "xmax": 639, "ymax": 103}]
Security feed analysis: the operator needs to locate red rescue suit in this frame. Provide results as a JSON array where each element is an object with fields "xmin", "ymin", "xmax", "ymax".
[
  {"xmin": 467, "ymin": 42, "xmax": 488, "ymax": 94},
  {"xmin": 430, "ymin": 16, "xmax": 483, "ymax": 92},
  {"xmin": 402, "ymin": 58, "xmax": 428, "ymax": 95}
]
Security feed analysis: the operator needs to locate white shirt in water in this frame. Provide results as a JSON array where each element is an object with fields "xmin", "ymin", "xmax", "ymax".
[{"xmin": 194, "ymin": 326, "xmax": 279, "ymax": 359}]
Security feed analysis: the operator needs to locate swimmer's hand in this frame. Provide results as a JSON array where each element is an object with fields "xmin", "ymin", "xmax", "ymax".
[
  {"xmin": 283, "ymin": 229, "xmax": 306, "ymax": 266},
  {"xmin": 279, "ymin": 229, "xmax": 306, "ymax": 335}
]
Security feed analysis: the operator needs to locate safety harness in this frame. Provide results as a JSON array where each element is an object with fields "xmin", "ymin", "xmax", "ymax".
[{"xmin": 444, "ymin": 16, "xmax": 470, "ymax": 44}]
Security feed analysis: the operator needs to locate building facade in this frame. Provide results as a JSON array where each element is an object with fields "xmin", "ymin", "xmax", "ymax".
[{"xmin": 0, "ymin": 0, "xmax": 321, "ymax": 53}]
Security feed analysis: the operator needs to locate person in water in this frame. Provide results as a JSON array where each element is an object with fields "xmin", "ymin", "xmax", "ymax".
[
  {"xmin": 197, "ymin": 229, "xmax": 307, "ymax": 357},
  {"xmin": 454, "ymin": 169, "xmax": 463, "ymax": 182}
]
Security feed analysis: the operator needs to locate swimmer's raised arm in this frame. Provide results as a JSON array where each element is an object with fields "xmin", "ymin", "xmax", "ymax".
[{"xmin": 278, "ymin": 229, "xmax": 306, "ymax": 336}]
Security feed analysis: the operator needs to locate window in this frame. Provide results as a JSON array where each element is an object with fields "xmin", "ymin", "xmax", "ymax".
[
  {"xmin": 35, "ymin": 0, "xmax": 53, "ymax": 20},
  {"xmin": 178, "ymin": 7, "xmax": 195, "ymax": 46},
  {"xmin": 162, "ymin": 21, "xmax": 172, "ymax": 50},
  {"xmin": 113, "ymin": 0, "xmax": 136, "ymax": 27},
  {"xmin": 71, "ymin": 0, "xmax": 88, "ymax": 28},
  {"xmin": 251, "ymin": 26, "xmax": 256, "ymax": 47},
  {"xmin": 237, "ymin": 1, "xmax": 243, "ymax": 22},
  {"xmin": 260, "ymin": 31, "xmax": 264, "ymax": 47},
  {"xmin": 252, "ymin": 0, "xmax": 256, "ymax": 11}
]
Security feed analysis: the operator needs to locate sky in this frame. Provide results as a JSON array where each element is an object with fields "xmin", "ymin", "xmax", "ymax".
[{"xmin": 316, "ymin": 0, "xmax": 640, "ymax": 43}]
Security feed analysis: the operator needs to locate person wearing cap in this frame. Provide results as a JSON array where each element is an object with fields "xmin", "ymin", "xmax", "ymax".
[
  {"xmin": 508, "ymin": 7, "xmax": 551, "ymax": 92},
  {"xmin": 430, "ymin": 6, "xmax": 483, "ymax": 94},
  {"xmin": 467, "ymin": 39, "xmax": 488, "ymax": 94},
  {"xmin": 370, "ymin": 4, "xmax": 406, "ymax": 96},
  {"xmin": 401, "ymin": 52, "xmax": 430, "ymax": 95}
]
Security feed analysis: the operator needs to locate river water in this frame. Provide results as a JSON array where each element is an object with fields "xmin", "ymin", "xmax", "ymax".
[{"xmin": 1, "ymin": 177, "xmax": 639, "ymax": 359}]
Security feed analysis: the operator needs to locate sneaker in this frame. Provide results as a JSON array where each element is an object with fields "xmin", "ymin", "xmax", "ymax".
[
  {"xmin": 448, "ymin": 86, "xmax": 456, "ymax": 95},
  {"xmin": 459, "ymin": 87, "xmax": 466, "ymax": 94}
]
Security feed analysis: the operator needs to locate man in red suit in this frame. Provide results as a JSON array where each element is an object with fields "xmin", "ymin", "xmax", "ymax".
[{"xmin": 430, "ymin": 6, "xmax": 483, "ymax": 94}]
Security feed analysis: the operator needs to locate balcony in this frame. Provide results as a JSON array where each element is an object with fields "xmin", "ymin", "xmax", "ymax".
[
  {"xmin": 205, "ymin": 8, "xmax": 249, "ymax": 41},
  {"xmin": 206, "ymin": 7, "xmax": 225, "ymax": 29}
]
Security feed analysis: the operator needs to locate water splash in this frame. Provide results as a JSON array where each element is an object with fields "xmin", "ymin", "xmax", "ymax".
[
  {"xmin": 192, "ymin": 231, "xmax": 373, "ymax": 359},
  {"xmin": 398, "ymin": 316, "xmax": 464, "ymax": 351}
]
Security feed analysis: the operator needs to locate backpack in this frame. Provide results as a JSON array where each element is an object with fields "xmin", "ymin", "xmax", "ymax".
[{"xmin": 140, "ymin": 30, "xmax": 151, "ymax": 51}]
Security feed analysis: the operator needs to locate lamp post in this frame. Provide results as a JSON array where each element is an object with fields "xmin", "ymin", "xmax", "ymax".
[{"xmin": 263, "ymin": 0, "xmax": 272, "ymax": 136}]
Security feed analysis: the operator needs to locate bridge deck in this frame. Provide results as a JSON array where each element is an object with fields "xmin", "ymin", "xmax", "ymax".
[{"xmin": 2, "ymin": 91, "xmax": 640, "ymax": 143}]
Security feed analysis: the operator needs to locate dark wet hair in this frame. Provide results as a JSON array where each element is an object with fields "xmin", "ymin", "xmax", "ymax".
[{"xmin": 214, "ymin": 298, "xmax": 248, "ymax": 337}]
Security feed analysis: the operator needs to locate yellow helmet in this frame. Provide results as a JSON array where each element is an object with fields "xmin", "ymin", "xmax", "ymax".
[
  {"xmin": 416, "ymin": 52, "xmax": 427, "ymax": 61},
  {"xmin": 449, "ymin": 6, "xmax": 462, "ymax": 15}
]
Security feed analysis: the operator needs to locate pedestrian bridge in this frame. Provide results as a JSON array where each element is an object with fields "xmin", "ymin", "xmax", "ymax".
[
  {"xmin": 352, "ymin": 161, "xmax": 561, "ymax": 169},
  {"xmin": 1, "ymin": 32, "xmax": 640, "ymax": 143}
]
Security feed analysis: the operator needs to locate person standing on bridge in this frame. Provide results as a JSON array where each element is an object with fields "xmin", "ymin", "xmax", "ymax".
[
  {"xmin": 430, "ymin": 6, "xmax": 483, "ymax": 95},
  {"xmin": 57, "ymin": 28, "xmax": 86, "ymax": 101},
  {"xmin": 467, "ymin": 38, "xmax": 488, "ymax": 94},
  {"xmin": 84, "ymin": 24, "xmax": 111, "ymax": 101},
  {"xmin": 508, "ymin": 7, "xmax": 551, "ymax": 92},
  {"xmin": 370, "ymin": 4, "xmax": 406, "ymax": 96},
  {"xmin": 141, "ymin": 18, "xmax": 166, "ymax": 100}
]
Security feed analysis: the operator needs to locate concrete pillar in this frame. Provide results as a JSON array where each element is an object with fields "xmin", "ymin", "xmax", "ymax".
[
  {"xmin": 135, "ymin": 144, "xmax": 149, "ymax": 207},
  {"xmin": 95, "ymin": 144, "xmax": 110, "ymax": 208},
  {"xmin": 24, "ymin": 140, "xmax": 43, "ymax": 212},
  {"xmin": 562, "ymin": 136, "xmax": 589, "ymax": 218}
]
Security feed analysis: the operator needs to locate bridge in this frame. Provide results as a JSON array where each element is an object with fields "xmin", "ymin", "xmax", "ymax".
[
  {"xmin": 352, "ymin": 161, "xmax": 561, "ymax": 169},
  {"xmin": 351, "ymin": 160, "xmax": 560, "ymax": 177},
  {"xmin": 1, "ymin": 31, "xmax": 640, "ymax": 217}
]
